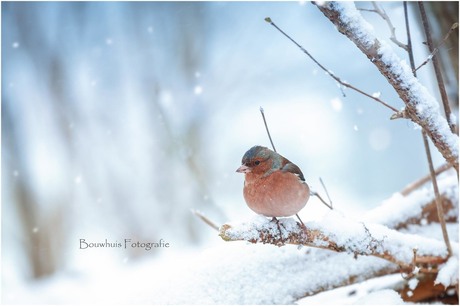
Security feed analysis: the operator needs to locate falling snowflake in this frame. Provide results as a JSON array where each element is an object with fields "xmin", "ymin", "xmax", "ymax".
[
  {"xmin": 194, "ymin": 86, "xmax": 203, "ymax": 95},
  {"xmin": 330, "ymin": 97, "xmax": 343, "ymax": 112}
]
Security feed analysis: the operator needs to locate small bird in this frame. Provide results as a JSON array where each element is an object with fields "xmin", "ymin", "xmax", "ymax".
[{"xmin": 236, "ymin": 145, "xmax": 310, "ymax": 219}]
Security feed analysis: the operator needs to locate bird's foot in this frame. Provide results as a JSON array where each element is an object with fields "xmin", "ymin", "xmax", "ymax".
[{"xmin": 270, "ymin": 217, "xmax": 285, "ymax": 239}]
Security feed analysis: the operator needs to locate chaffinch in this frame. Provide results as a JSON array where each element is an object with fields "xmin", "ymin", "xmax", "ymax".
[{"xmin": 236, "ymin": 145, "xmax": 310, "ymax": 218}]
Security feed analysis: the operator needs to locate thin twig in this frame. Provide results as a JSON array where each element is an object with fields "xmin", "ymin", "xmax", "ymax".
[
  {"xmin": 259, "ymin": 107, "xmax": 277, "ymax": 153},
  {"xmin": 319, "ymin": 177, "xmax": 333, "ymax": 208},
  {"xmin": 400, "ymin": 163, "xmax": 452, "ymax": 196},
  {"xmin": 358, "ymin": 8, "xmax": 378, "ymax": 13},
  {"xmin": 405, "ymin": 2, "xmax": 452, "ymax": 257},
  {"xmin": 418, "ymin": 2, "xmax": 456, "ymax": 135},
  {"xmin": 421, "ymin": 130, "xmax": 453, "ymax": 257},
  {"xmin": 414, "ymin": 22, "xmax": 459, "ymax": 73},
  {"xmin": 191, "ymin": 209, "xmax": 219, "ymax": 231},
  {"xmin": 264, "ymin": 17, "xmax": 399, "ymax": 113},
  {"xmin": 368, "ymin": 2, "xmax": 408, "ymax": 50},
  {"xmin": 311, "ymin": 191, "xmax": 333, "ymax": 210}
]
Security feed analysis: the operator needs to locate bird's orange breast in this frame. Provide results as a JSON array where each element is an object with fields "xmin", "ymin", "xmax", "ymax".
[{"xmin": 243, "ymin": 170, "xmax": 310, "ymax": 217}]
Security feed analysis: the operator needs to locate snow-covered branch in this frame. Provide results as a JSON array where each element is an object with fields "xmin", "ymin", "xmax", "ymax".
[
  {"xmin": 219, "ymin": 212, "xmax": 451, "ymax": 273},
  {"xmin": 364, "ymin": 173, "xmax": 458, "ymax": 229},
  {"xmin": 214, "ymin": 174, "xmax": 458, "ymax": 300},
  {"xmin": 314, "ymin": 2, "xmax": 459, "ymax": 173}
]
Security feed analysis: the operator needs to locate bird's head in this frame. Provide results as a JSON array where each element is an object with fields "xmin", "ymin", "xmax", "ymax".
[{"xmin": 236, "ymin": 145, "xmax": 280, "ymax": 177}]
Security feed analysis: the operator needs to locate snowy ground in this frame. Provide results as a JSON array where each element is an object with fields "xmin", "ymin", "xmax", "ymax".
[{"xmin": 4, "ymin": 194, "xmax": 457, "ymax": 304}]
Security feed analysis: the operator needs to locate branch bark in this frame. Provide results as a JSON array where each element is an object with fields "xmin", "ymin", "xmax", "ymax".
[{"xmin": 314, "ymin": 2, "xmax": 459, "ymax": 174}]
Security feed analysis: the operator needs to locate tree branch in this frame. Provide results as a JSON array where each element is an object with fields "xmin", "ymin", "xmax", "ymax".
[
  {"xmin": 314, "ymin": 2, "xmax": 459, "ymax": 173},
  {"xmin": 219, "ymin": 214, "xmax": 451, "ymax": 274}
]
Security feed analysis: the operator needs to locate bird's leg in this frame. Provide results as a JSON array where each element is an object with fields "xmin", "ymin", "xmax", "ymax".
[
  {"xmin": 270, "ymin": 217, "xmax": 284, "ymax": 238},
  {"xmin": 296, "ymin": 213, "xmax": 306, "ymax": 229}
]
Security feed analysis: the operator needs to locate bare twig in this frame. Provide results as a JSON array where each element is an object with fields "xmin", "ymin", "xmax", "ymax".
[
  {"xmin": 319, "ymin": 177, "xmax": 333, "ymax": 208},
  {"xmin": 404, "ymin": 2, "xmax": 452, "ymax": 257},
  {"xmin": 264, "ymin": 17, "xmax": 399, "ymax": 113},
  {"xmin": 421, "ymin": 130, "xmax": 453, "ymax": 256},
  {"xmin": 418, "ymin": 2, "xmax": 456, "ymax": 134},
  {"xmin": 358, "ymin": 8, "xmax": 378, "ymax": 13},
  {"xmin": 400, "ymin": 163, "xmax": 452, "ymax": 196},
  {"xmin": 191, "ymin": 209, "xmax": 219, "ymax": 231},
  {"xmin": 414, "ymin": 22, "xmax": 459, "ymax": 73},
  {"xmin": 364, "ymin": 2, "xmax": 408, "ymax": 50},
  {"xmin": 259, "ymin": 107, "xmax": 277, "ymax": 153},
  {"xmin": 310, "ymin": 190, "xmax": 333, "ymax": 210}
]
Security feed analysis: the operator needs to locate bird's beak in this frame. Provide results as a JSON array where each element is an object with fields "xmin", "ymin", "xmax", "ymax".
[{"xmin": 236, "ymin": 164, "xmax": 250, "ymax": 173}]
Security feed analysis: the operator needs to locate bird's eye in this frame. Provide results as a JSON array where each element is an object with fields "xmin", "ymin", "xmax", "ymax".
[{"xmin": 254, "ymin": 160, "xmax": 260, "ymax": 166}]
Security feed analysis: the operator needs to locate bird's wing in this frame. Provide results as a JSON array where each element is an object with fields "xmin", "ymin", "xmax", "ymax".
[{"xmin": 281, "ymin": 162, "xmax": 306, "ymax": 182}]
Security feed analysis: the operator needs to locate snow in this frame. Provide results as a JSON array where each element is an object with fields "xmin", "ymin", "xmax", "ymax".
[
  {"xmin": 328, "ymin": 2, "xmax": 376, "ymax": 49},
  {"xmin": 224, "ymin": 215, "xmax": 301, "ymax": 241},
  {"xmin": 316, "ymin": 212, "xmax": 448, "ymax": 262},
  {"xmin": 194, "ymin": 85, "xmax": 203, "ymax": 95},
  {"xmin": 449, "ymin": 113, "xmax": 457, "ymax": 126},
  {"xmin": 403, "ymin": 223, "xmax": 459, "ymax": 242},
  {"xmin": 408, "ymin": 278, "xmax": 418, "ymax": 290},
  {"xmin": 364, "ymin": 173, "xmax": 458, "ymax": 228},
  {"xmin": 436, "ymin": 250, "xmax": 459, "ymax": 287},
  {"xmin": 330, "ymin": 97, "xmax": 343, "ymax": 111},
  {"xmin": 299, "ymin": 274, "xmax": 405, "ymax": 305},
  {"xmin": 354, "ymin": 289, "xmax": 405, "ymax": 304},
  {"xmin": 5, "ymin": 242, "xmax": 395, "ymax": 305}
]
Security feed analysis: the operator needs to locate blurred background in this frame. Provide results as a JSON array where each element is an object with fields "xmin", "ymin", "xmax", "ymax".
[{"xmin": 2, "ymin": 1, "xmax": 458, "ymax": 302}]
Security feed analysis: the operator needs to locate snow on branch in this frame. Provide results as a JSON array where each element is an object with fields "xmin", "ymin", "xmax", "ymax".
[
  {"xmin": 364, "ymin": 173, "xmax": 458, "ymax": 229},
  {"xmin": 219, "ymin": 212, "xmax": 451, "ymax": 274},
  {"xmin": 314, "ymin": 2, "xmax": 459, "ymax": 172}
]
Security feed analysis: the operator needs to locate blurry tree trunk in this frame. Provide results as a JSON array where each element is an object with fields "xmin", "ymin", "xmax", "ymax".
[
  {"xmin": 3, "ymin": 102, "xmax": 67, "ymax": 279},
  {"xmin": 414, "ymin": 1, "xmax": 459, "ymax": 113}
]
